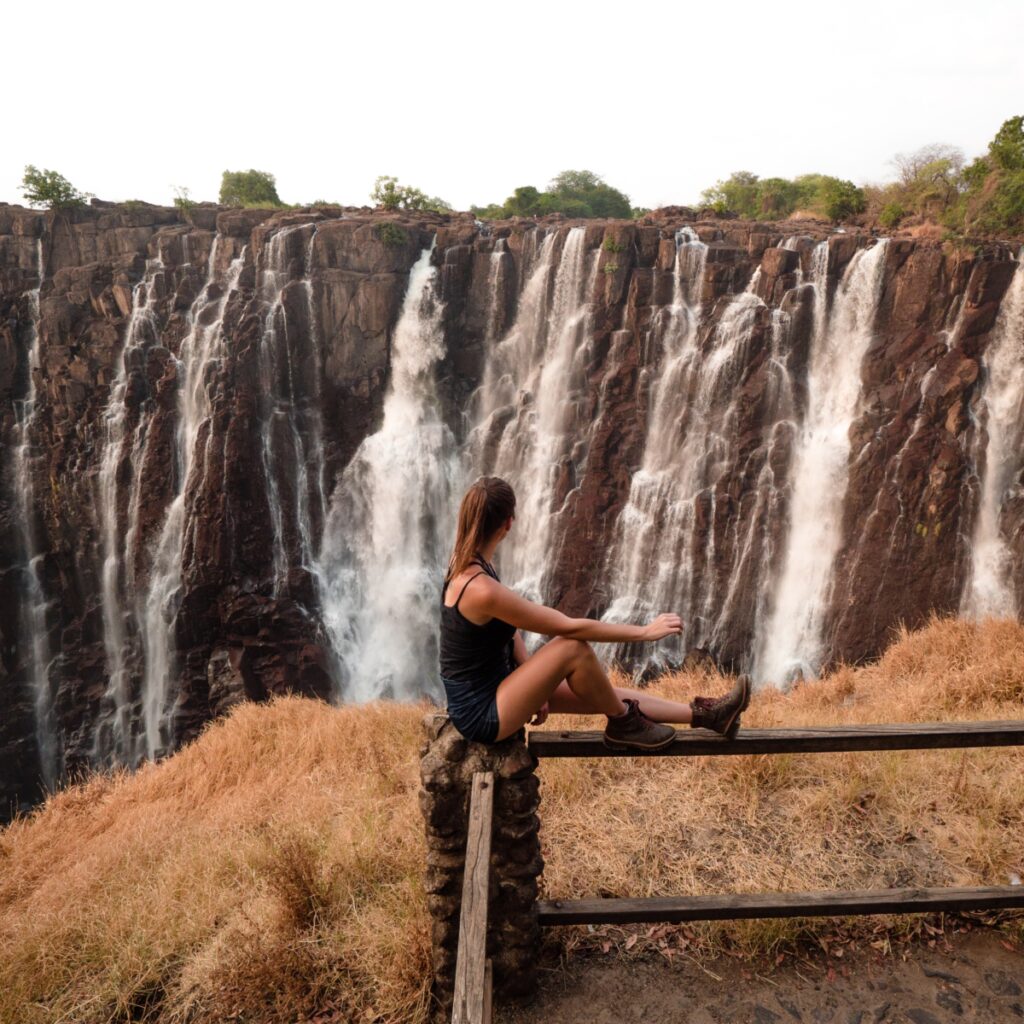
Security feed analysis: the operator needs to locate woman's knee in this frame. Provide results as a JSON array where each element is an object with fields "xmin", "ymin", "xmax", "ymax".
[{"xmin": 547, "ymin": 636, "xmax": 593, "ymax": 667}]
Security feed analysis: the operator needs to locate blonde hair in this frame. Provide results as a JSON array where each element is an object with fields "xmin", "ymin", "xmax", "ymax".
[{"xmin": 445, "ymin": 476, "xmax": 516, "ymax": 580}]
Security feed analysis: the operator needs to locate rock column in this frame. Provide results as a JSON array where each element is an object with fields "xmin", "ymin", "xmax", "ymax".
[{"xmin": 419, "ymin": 712, "xmax": 543, "ymax": 1017}]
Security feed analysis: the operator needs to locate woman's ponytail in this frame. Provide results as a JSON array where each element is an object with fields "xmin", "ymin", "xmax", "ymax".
[{"xmin": 446, "ymin": 476, "xmax": 516, "ymax": 579}]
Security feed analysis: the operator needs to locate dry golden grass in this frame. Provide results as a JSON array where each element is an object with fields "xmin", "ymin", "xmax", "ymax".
[{"xmin": 1, "ymin": 616, "xmax": 1022, "ymax": 1023}]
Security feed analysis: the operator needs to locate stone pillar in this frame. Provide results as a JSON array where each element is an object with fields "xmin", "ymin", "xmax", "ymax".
[{"xmin": 419, "ymin": 713, "xmax": 543, "ymax": 1018}]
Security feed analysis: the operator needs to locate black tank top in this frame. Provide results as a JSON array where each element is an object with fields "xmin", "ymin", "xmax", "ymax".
[{"xmin": 439, "ymin": 555, "xmax": 516, "ymax": 682}]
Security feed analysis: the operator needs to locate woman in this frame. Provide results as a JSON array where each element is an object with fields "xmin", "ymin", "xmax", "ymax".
[{"xmin": 439, "ymin": 476, "xmax": 750, "ymax": 750}]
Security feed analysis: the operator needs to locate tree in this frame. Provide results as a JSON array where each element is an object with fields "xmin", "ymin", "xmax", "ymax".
[
  {"xmin": 370, "ymin": 175, "xmax": 451, "ymax": 213},
  {"xmin": 988, "ymin": 115, "xmax": 1024, "ymax": 172},
  {"xmin": 219, "ymin": 169, "xmax": 282, "ymax": 207},
  {"xmin": 21, "ymin": 165, "xmax": 91, "ymax": 209},
  {"xmin": 547, "ymin": 169, "xmax": 632, "ymax": 219},
  {"xmin": 818, "ymin": 177, "xmax": 866, "ymax": 220},
  {"xmin": 756, "ymin": 177, "xmax": 800, "ymax": 217},
  {"xmin": 505, "ymin": 185, "xmax": 544, "ymax": 217},
  {"xmin": 891, "ymin": 144, "xmax": 965, "ymax": 188},
  {"xmin": 701, "ymin": 171, "xmax": 761, "ymax": 217}
]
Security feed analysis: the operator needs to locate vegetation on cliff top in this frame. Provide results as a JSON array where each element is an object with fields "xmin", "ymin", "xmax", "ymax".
[
  {"xmin": 218, "ymin": 168, "xmax": 285, "ymax": 208},
  {"xmin": 17, "ymin": 117, "xmax": 1024, "ymax": 236},
  {"xmin": 370, "ymin": 175, "xmax": 452, "ymax": 214},
  {"xmin": 699, "ymin": 116, "xmax": 1024, "ymax": 238},
  {"xmin": 472, "ymin": 169, "xmax": 636, "ymax": 221},
  {"xmin": 20, "ymin": 165, "xmax": 93, "ymax": 210},
  {"xmin": 0, "ymin": 618, "xmax": 1021, "ymax": 1024},
  {"xmin": 700, "ymin": 171, "xmax": 866, "ymax": 222}
]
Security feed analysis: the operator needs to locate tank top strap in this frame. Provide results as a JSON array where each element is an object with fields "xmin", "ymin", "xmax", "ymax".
[
  {"xmin": 471, "ymin": 553, "xmax": 499, "ymax": 581},
  {"xmin": 451, "ymin": 571, "xmax": 487, "ymax": 611}
]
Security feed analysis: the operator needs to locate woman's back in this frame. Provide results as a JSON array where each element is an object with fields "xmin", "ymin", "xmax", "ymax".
[{"xmin": 439, "ymin": 556, "xmax": 516, "ymax": 683}]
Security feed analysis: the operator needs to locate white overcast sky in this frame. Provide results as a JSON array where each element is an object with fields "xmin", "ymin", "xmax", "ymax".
[{"xmin": 4, "ymin": 0, "xmax": 1022, "ymax": 212}]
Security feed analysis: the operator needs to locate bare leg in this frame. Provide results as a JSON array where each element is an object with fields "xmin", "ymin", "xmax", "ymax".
[
  {"xmin": 547, "ymin": 680, "xmax": 693, "ymax": 724},
  {"xmin": 494, "ymin": 637, "xmax": 626, "ymax": 741}
]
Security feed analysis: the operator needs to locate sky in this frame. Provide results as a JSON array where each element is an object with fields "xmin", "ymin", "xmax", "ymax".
[{"xmin": 4, "ymin": 0, "xmax": 1022, "ymax": 213}]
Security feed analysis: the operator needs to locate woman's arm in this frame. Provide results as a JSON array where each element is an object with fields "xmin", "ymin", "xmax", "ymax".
[
  {"xmin": 476, "ymin": 577, "xmax": 681, "ymax": 644},
  {"xmin": 512, "ymin": 630, "xmax": 529, "ymax": 666}
]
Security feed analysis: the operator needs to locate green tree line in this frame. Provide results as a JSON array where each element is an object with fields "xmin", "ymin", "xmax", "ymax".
[{"xmin": 16, "ymin": 118, "xmax": 1024, "ymax": 237}]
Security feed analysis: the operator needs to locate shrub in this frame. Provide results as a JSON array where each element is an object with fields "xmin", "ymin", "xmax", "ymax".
[
  {"xmin": 219, "ymin": 169, "xmax": 283, "ymax": 207},
  {"xmin": 879, "ymin": 202, "xmax": 905, "ymax": 229},
  {"xmin": 20, "ymin": 165, "xmax": 91, "ymax": 210},
  {"xmin": 378, "ymin": 223, "xmax": 407, "ymax": 248},
  {"xmin": 371, "ymin": 176, "xmax": 451, "ymax": 214},
  {"xmin": 172, "ymin": 185, "xmax": 196, "ymax": 216},
  {"xmin": 819, "ymin": 177, "xmax": 866, "ymax": 220}
]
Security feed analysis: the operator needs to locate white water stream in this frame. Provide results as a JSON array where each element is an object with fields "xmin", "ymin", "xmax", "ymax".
[
  {"xmin": 756, "ymin": 240, "xmax": 890, "ymax": 683},
  {"xmin": 13, "ymin": 239, "xmax": 59, "ymax": 786},
  {"xmin": 138, "ymin": 241, "xmax": 246, "ymax": 759},
  {"xmin": 962, "ymin": 251, "xmax": 1024, "ymax": 618},
  {"xmin": 316, "ymin": 245, "xmax": 464, "ymax": 701},
  {"xmin": 468, "ymin": 227, "xmax": 597, "ymax": 606}
]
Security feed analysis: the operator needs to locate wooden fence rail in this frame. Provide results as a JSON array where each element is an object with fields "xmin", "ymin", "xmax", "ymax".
[
  {"xmin": 530, "ymin": 719, "xmax": 1024, "ymax": 926},
  {"xmin": 528, "ymin": 720, "xmax": 1024, "ymax": 758}
]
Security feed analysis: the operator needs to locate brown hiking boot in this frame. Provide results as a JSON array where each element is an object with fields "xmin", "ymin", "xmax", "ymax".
[
  {"xmin": 603, "ymin": 698, "xmax": 676, "ymax": 751},
  {"xmin": 689, "ymin": 674, "xmax": 751, "ymax": 739}
]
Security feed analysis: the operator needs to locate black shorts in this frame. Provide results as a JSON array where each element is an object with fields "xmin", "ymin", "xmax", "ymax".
[{"xmin": 441, "ymin": 660, "xmax": 512, "ymax": 744}]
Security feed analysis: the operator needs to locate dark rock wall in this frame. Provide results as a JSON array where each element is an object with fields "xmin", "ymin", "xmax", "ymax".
[{"xmin": 0, "ymin": 202, "xmax": 1019, "ymax": 816}]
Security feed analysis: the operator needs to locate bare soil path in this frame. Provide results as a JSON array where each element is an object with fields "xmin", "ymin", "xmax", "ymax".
[{"xmin": 496, "ymin": 929, "xmax": 1023, "ymax": 1024}]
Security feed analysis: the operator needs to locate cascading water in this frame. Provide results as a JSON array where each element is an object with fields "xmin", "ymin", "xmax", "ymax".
[
  {"xmin": 12, "ymin": 239, "xmax": 60, "ymax": 787},
  {"xmin": 601, "ymin": 231, "xmax": 793, "ymax": 671},
  {"xmin": 138, "ymin": 240, "xmax": 246, "ymax": 759},
  {"xmin": 258, "ymin": 226, "xmax": 327, "ymax": 592},
  {"xmin": 756, "ymin": 240, "xmax": 890, "ymax": 684},
  {"xmin": 469, "ymin": 227, "xmax": 597, "ymax": 606},
  {"xmin": 316, "ymin": 245, "xmax": 463, "ymax": 701},
  {"xmin": 962, "ymin": 251, "xmax": 1024, "ymax": 617},
  {"xmin": 94, "ymin": 254, "xmax": 167, "ymax": 765}
]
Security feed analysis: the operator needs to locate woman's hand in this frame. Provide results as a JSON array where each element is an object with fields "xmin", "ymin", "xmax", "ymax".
[
  {"xmin": 641, "ymin": 613, "xmax": 683, "ymax": 642},
  {"xmin": 529, "ymin": 701, "xmax": 550, "ymax": 726}
]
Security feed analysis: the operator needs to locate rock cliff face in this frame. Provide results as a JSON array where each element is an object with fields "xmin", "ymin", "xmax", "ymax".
[{"xmin": 0, "ymin": 201, "xmax": 1020, "ymax": 816}]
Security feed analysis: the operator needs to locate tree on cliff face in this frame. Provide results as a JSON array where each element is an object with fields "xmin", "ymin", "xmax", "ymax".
[
  {"xmin": 370, "ymin": 176, "xmax": 452, "ymax": 213},
  {"xmin": 219, "ymin": 169, "xmax": 283, "ymax": 207},
  {"xmin": 21, "ymin": 166, "xmax": 92, "ymax": 209}
]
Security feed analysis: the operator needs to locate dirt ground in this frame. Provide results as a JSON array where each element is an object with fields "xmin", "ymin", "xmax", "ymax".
[{"xmin": 496, "ymin": 928, "xmax": 1023, "ymax": 1024}]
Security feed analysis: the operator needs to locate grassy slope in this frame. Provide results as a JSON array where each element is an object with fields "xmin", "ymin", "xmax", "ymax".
[{"xmin": 1, "ymin": 617, "xmax": 1022, "ymax": 1024}]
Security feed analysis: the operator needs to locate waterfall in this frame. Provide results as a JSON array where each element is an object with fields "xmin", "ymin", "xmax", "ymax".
[
  {"xmin": 962, "ymin": 252, "xmax": 1024, "ymax": 618},
  {"xmin": 138, "ymin": 240, "xmax": 246, "ymax": 759},
  {"xmin": 602, "ymin": 230, "xmax": 796, "ymax": 671},
  {"xmin": 484, "ymin": 239, "xmax": 511, "ymax": 344},
  {"xmin": 258, "ymin": 226, "xmax": 327, "ymax": 592},
  {"xmin": 94, "ymin": 254, "xmax": 167, "ymax": 765},
  {"xmin": 469, "ymin": 227, "xmax": 597, "ymax": 607},
  {"xmin": 316, "ymin": 245, "xmax": 463, "ymax": 701},
  {"xmin": 12, "ymin": 239, "xmax": 60, "ymax": 787},
  {"xmin": 756, "ymin": 240, "xmax": 890, "ymax": 684}
]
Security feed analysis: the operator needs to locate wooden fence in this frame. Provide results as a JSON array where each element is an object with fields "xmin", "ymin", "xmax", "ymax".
[{"xmin": 447, "ymin": 719, "xmax": 1024, "ymax": 1023}]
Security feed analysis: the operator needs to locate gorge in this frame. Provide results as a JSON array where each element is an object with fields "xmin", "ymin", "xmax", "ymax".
[{"xmin": 0, "ymin": 201, "xmax": 1021, "ymax": 815}]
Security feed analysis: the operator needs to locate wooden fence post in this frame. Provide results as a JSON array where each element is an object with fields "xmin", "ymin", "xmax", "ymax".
[
  {"xmin": 452, "ymin": 772, "xmax": 494, "ymax": 1024},
  {"xmin": 420, "ymin": 714, "xmax": 543, "ymax": 1020}
]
